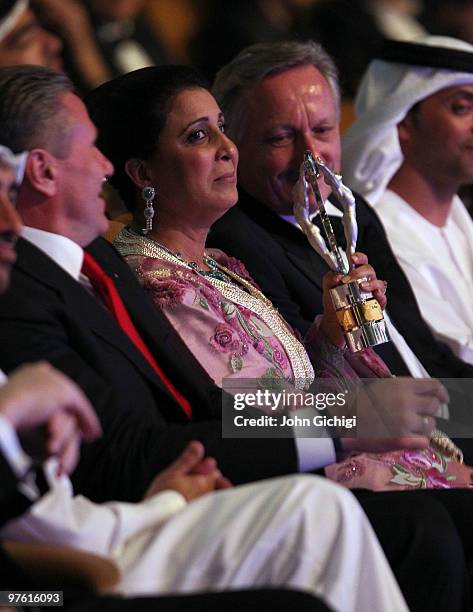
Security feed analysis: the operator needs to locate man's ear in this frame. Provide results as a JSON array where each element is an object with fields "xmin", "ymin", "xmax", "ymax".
[
  {"xmin": 24, "ymin": 149, "xmax": 59, "ymax": 197},
  {"xmin": 125, "ymin": 158, "xmax": 151, "ymax": 189},
  {"xmin": 398, "ymin": 112, "xmax": 416, "ymax": 144}
]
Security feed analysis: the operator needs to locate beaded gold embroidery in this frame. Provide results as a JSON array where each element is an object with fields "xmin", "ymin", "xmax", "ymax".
[{"xmin": 430, "ymin": 428, "xmax": 463, "ymax": 464}]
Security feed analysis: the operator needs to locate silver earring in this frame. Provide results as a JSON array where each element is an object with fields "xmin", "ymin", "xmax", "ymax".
[{"xmin": 142, "ymin": 186, "xmax": 156, "ymax": 234}]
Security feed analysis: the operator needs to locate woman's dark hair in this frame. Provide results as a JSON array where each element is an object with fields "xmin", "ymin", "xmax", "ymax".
[{"xmin": 85, "ymin": 65, "xmax": 210, "ymax": 209}]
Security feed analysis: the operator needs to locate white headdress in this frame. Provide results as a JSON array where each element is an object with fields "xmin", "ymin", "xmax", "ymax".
[{"xmin": 342, "ymin": 35, "xmax": 473, "ymax": 206}]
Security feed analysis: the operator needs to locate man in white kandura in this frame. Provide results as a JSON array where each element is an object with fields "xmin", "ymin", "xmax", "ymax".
[{"xmin": 344, "ymin": 35, "xmax": 473, "ymax": 365}]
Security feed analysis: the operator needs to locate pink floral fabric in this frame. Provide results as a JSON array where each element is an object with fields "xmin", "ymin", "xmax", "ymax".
[
  {"xmin": 125, "ymin": 248, "xmax": 383, "ymax": 390},
  {"xmin": 209, "ymin": 324, "xmax": 249, "ymax": 357},
  {"xmin": 306, "ymin": 321, "xmax": 472, "ymax": 491},
  {"xmin": 325, "ymin": 448, "xmax": 473, "ymax": 490},
  {"xmin": 129, "ymin": 252, "xmax": 297, "ymax": 387}
]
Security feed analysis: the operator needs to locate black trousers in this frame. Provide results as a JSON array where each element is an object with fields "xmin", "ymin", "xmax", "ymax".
[
  {"xmin": 0, "ymin": 546, "xmax": 331, "ymax": 612},
  {"xmin": 356, "ymin": 489, "xmax": 471, "ymax": 612}
]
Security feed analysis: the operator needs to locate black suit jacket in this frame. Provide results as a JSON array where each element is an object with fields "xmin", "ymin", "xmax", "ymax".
[
  {"xmin": 209, "ymin": 189, "xmax": 473, "ymax": 379},
  {"xmin": 0, "ymin": 237, "xmax": 297, "ymax": 502}
]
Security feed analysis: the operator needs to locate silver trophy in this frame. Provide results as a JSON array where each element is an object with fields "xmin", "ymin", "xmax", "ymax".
[{"xmin": 293, "ymin": 151, "xmax": 390, "ymax": 352}]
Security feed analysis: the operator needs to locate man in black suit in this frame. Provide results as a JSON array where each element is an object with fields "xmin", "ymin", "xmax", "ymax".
[
  {"xmin": 211, "ymin": 40, "xmax": 473, "ymax": 383},
  {"xmin": 0, "ymin": 64, "xmax": 470, "ymax": 612},
  {"xmin": 0, "ymin": 66, "xmax": 306, "ymax": 503}
]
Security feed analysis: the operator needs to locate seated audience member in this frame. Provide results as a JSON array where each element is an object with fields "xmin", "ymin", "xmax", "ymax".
[
  {"xmin": 0, "ymin": 65, "xmax": 470, "ymax": 612},
  {"xmin": 0, "ymin": 65, "xmax": 247, "ymax": 504},
  {"xmin": 89, "ymin": 71, "xmax": 385, "ymax": 390},
  {"xmin": 2, "ymin": 441, "xmax": 406, "ymax": 612},
  {"xmin": 0, "ymin": 0, "xmax": 110, "ymax": 91},
  {"xmin": 85, "ymin": 65, "xmax": 450, "ymax": 473},
  {"xmin": 0, "ymin": 0, "xmax": 62, "ymax": 69},
  {"xmin": 0, "ymin": 147, "xmax": 396, "ymax": 612},
  {"xmin": 343, "ymin": 36, "xmax": 473, "ymax": 365},
  {"xmin": 209, "ymin": 40, "xmax": 473, "ymax": 384}
]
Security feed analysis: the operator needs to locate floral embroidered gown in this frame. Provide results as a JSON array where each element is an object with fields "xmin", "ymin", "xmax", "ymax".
[{"xmin": 114, "ymin": 228, "xmax": 473, "ymax": 490}]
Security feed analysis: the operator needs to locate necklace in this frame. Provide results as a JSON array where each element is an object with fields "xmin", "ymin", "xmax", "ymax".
[{"xmin": 142, "ymin": 235, "xmax": 237, "ymax": 284}]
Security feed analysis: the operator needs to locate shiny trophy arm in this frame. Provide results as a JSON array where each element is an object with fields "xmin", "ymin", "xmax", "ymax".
[
  {"xmin": 292, "ymin": 165, "xmax": 339, "ymax": 271},
  {"xmin": 314, "ymin": 158, "xmax": 358, "ymax": 264}
]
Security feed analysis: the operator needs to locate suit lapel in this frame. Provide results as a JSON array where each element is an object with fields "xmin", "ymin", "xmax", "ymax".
[
  {"xmin": 237, "ymin": 190, "xmax": 328, "ymax": 291},
  {"xmin": 15, "ymin": 238, "xmax": 168, "ymax": 389}
]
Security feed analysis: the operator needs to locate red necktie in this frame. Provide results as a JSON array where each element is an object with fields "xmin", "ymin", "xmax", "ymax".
[{"xmin": 82, "ymin": 251, "xmax": 192, "ymax": 419}]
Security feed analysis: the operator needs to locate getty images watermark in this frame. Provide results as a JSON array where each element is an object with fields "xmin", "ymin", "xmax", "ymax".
[
  {"xmin": 222, "ymin": 380, "xmax": 358, "ymax": 438},
  {"xmin": 223, "ymin": 377, "xmax": 473, "ymax": 439},
  {"xmin": 233, "ymin": 389, "xmax": 356, "ymax": 429}
]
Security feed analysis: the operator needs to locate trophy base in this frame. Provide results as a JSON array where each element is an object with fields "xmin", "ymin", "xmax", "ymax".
[
  {"xmin": 330, "ymin": 281, "xmax": 391, "ymax": 353},
  {"xmin": 345, "ymin": 320, "xmax": 391, "ymax": 353}
]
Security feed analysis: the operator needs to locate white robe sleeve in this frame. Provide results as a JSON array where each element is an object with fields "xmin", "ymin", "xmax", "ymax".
[{"xmin": 0, "ymin": 459, "xmax": 187, "ymax": 557}]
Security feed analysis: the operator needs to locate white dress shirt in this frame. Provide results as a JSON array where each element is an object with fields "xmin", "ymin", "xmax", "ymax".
[
  {"xmin": 22, "ymin": 226, "xmax": 83, "ymax": 280},
  {"xmin": 0, "ymin": 414, "xmax": 32, "ymax": 480}
]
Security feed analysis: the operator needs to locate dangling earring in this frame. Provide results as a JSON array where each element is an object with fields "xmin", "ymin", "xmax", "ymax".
[{"xmin": 141, "ymin": 185, "xmax": 156, "ymax": 234}]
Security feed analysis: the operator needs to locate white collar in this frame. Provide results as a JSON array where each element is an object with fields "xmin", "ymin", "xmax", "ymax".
[
  {"xmin": 382, "ymin": 190, "xmax": 464, "ymax": 231},
  {"xmin": 22, "ymin": 226, "xmax": 84, "ymax": 281}
]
